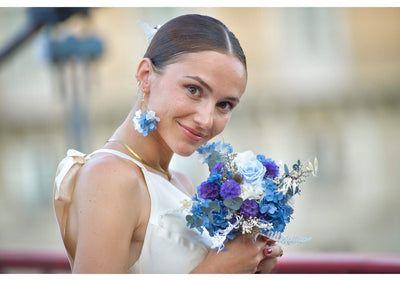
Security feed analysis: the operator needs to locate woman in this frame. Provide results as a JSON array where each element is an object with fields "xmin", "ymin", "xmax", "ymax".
[{"xmin": 54, "ymin": 14, "xmax": 283, "ymax": 273}]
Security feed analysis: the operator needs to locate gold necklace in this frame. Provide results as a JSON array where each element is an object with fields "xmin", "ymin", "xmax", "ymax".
[{"xmin": 107, "ymin": 138, "xmax": 172, "ymax": 181}]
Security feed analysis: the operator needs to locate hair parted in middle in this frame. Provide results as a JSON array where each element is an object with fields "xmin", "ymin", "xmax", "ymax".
[{"xmin": 143, "ymin": 14, "xmax": 247, "ymax": 76}]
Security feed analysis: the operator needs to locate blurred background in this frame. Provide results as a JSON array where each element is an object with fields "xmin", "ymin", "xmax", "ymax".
[{"xmin": 0, "ymin": 6, "xmax": 400, "ymax": 271}]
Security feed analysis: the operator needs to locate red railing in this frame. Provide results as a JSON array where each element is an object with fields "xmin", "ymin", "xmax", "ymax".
[
  {"xmin": 273, "ymin": 254, "xmax": 400, "ymax": 274},
  {"xmin": 0, "ymin": 251, "xmax": 70, "ymax": 273},
  {"xmin": 1, "ymin": 250, "xmax": 400, "ymax": 273}
]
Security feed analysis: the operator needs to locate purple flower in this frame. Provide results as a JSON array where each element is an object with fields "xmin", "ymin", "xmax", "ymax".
[
  {"xmin": 257, "ymin": 155, "xmax": 280, "ymax": 179},
  {"xmin": 264, "ymin": 160, "xmax": 280, "ymax": 179},
  {"xmin": 211, "ymin": 162, "xmax": 224, "ymax": 174},
  {"xmin": 240, "ymin": 199, "xmax": 259, "ymax": 218},
  {"xmin": 220, "ymin": 180, "xmax": 241, "ymax": 199},
  {"xmin": 198, "ymin": 181, "xmax": 220, "ymax": 200}
]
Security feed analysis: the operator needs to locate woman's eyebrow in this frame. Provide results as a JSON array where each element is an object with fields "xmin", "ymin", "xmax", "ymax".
[
  {"xmin": 184, "ymin": 75, "xmax": 213, "ymax": 93},
  {"xmin": 226, "ymin": 97, "xmax": 240, "ymax": 103}
]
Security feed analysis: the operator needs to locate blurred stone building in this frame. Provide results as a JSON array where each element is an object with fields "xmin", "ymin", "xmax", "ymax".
[{"xmin": 0, "ymin": 7, "xmax": 399, "ymax": 255}]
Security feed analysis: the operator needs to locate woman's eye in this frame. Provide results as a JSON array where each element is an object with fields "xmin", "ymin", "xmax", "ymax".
[
  {"xmin": 187, "ymin": 86, "xmax": 200, "ymax": 96},
  {"xmin": 218, "ymin": 102, "xmax": 233, "ymax": 112}
]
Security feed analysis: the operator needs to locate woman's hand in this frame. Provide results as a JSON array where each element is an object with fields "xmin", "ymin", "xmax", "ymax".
[
  {"xmin": 191, "ymin": 234, "xmax": 270, "ymax": 274},
  {"xmin": 255, "ymin": 238, "xmax": 283, "ymax": 274}
]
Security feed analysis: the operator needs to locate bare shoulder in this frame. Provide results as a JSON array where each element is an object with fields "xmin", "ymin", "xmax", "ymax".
[{"xmin": 74, "ymin": 152, "xmax": 147, "ymax": 207}]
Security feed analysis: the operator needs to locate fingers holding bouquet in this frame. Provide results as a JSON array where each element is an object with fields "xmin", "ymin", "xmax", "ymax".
[
  {"xmin": 250, "ymin": 236, "xmax": 282, "ymax": 274},
  {"xmin": 258, "ymin": 235, "xmax": 283, "ymax": 257}
]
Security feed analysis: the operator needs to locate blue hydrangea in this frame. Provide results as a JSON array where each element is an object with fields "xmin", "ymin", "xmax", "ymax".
[
  {"xmin": 197, "ymin": 141, "xmax": 233, "ymax": 164},
  {"xmin": 191, "ymin": 200, "xmax": 230, "ymax": 237},
  {"xmin": 261, "ymin": 179, "xmax": 284, "ymax": 203},
  {"xmin": 220, "ymin": 180, "xmax": 241, "ymax": 199},
  {"xmin": 207, "ymin": 173, "xmax": 221, "ymax": 184},
  {"xmin": 259, "ymin": 182, "xmax": 293, "ymax": 233},
  {"xmin": 259, "ymin": 202, "xmax": 277, "ymax": 215},
  {"xmin": 265, "ymin": 204, "xmax": 293, "ymax": 232}
]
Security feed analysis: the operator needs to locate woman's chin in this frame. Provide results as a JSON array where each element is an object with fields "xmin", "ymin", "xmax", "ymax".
[
  {"xmin": 173, "ymin": 144, "xmax": 199, "ymax": 157},
  {"xmin": 174, "ymin": 149, "xmax": 196, "ymax": 157}
]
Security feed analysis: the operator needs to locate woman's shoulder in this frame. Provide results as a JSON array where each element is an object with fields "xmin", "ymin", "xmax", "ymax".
[{"xmin": 73, "ymin": 151, "xmax": 149, "ymax": 210}]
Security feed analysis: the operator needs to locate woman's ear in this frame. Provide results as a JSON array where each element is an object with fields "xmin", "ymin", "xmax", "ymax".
[{"xmin": 136, "ymin": 58, "xmax": 153, "ymax": 93}]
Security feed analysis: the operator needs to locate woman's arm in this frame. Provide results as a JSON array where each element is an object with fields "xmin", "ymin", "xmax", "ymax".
[{"xmin": 70, "ymin": 155, "xmax": 147, "ymax": 273}]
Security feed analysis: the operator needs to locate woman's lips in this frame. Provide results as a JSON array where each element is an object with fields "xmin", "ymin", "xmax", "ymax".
[{"xmin": 178, "ymin": 122, "xmax": 205, "ymax": 142}]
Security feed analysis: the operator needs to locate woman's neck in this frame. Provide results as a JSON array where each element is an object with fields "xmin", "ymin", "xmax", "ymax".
[{"xmin": 106, "ymin": 109, "xmax": 173, "ymax": 174}]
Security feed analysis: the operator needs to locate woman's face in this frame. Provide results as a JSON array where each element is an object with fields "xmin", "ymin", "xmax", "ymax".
[{"xmin": 147, "ymin": 51, "xmax": 247, "ymax": 156}]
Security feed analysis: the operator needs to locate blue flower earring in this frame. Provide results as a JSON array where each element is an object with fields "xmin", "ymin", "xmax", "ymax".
[{"xmin": 132, "ymin": 91, "xmax": 160, "ymax": 137}]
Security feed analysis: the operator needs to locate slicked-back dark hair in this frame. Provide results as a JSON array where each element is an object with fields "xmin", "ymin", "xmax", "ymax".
[{"xmin": 143, "ymin": 14, "xmax": 247, "ymax": 75}]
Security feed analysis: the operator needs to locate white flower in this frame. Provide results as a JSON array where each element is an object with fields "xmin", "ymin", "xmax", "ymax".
[
  {"xmin": 240, "ymin": 182, "xmax": 265, "ymax": 202},
  {"xmin": 233, "ymin": 151, "xmax": 257, "ymax": 167},
  {"xmin": 145, "ymin": 110, "xmax": 160, "ymax": 122},
  {"xmin": 132, "ymin": 110, "xmax": 143, "ymax": 133}
]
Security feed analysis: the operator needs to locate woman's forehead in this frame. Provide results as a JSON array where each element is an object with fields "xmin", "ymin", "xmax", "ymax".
[{"xmin": 163, "ymin": 51, "xmax": 247, "ymax": 84}]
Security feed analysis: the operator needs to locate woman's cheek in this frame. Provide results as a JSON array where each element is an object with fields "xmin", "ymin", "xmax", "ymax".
[{"xmin": 212, "ymin": 116, "xmax": 230, "ymax": 136}]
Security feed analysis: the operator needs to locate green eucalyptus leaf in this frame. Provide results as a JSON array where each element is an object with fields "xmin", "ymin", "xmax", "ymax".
[
  {"xmin": 208, "ymin": 160, "xmax": 216, "ymax": 171},
  {"xmin": 284, "ymin": 164, "xmax": 290, "ymax": 176},
  {"xmin": 195, "ymin": 216, "xmax": 204, "ymax": 226},
  {"xmin": 287, "ymin": 187, "xmax": 293, "ymax": 197},
  {"xmin": 186, "ymin": 215, "xmax": 194, "ymax": 227},
  {"xmin": 211, "ymin": 151, "xmax": 220, "ymax": 161},
  {"xmin": 223, "ymin": 197, "xmax": 243, "ymax": 211},
  {"xmin": 207, "ymin": 151, "xmax": 221, "ymax": 171},
  {"xmin": 200, "ymin": 206, "xmax": 210, "ymax": 214},
  {"xmin": 208, "ymin": 201, "xmax": 220, "ymax": 212},
  {"xmin": 208, "ymin": 213, "xmax": 214, "ymax": 224}
]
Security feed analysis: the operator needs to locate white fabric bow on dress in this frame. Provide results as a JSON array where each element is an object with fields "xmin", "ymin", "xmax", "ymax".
[{"xmin": 54, "ymin": 149, "xmax": 89, "ymax": 202}]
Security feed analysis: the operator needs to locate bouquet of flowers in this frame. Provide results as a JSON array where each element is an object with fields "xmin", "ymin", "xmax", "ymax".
[{"xmin": 183, "ymin": 141, "xmax": 318, "ymax": 251}]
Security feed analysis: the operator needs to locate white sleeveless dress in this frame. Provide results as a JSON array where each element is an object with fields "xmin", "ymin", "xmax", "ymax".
[{"xmin": 54, "ymin": 148, "xmax": 215, "ymax": 273}]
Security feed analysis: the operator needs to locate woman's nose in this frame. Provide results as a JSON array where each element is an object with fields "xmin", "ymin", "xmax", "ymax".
[{"xmin": 194, "ymin": 103, "xmax": 214, "ymax": 130}]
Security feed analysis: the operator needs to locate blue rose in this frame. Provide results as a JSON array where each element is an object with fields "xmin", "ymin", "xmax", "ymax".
[{"xmin": 238, "ymin": 159, "xmax": 266, "ymax": 185}]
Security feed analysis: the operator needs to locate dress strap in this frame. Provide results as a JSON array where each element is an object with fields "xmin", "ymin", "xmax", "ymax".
[
  {"xmin": 89, "ymin": 148, "xmax": 147, "ymax": 170},
  {"xmin": 54, "ymin": 148, "xmax": 146, "ymax": 203}
]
